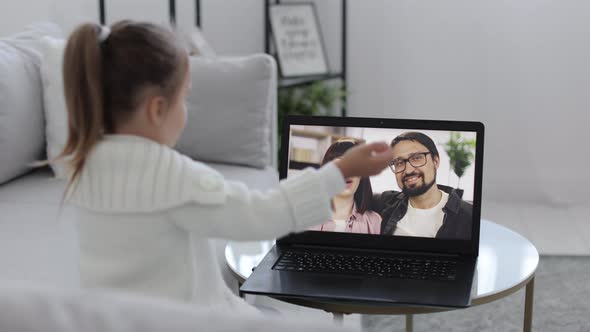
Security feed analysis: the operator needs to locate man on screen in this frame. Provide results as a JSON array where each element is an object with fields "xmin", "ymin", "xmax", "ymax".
[{"xmin": 372, "ymin": 132, "xmax": 472, "ymax": 239}]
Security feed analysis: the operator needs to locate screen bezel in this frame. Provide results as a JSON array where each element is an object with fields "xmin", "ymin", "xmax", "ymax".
[{"xmin": 278, "ymin": 115, "xmax": 484, "ymax": 256}]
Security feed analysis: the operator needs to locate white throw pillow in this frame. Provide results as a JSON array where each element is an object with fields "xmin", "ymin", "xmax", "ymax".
[
  {"xmin": 175, "ymin": 55, "xmax": 276, "ymax": 169},
  {"xmin": 39, "ymin": 36, "xmax": 68, "ymax": 179},
  {"xmin": 39, "ymin": 39, "xmax": 275, "ymax": 172},
  {"xmin": 0, "ymin": 22, "xmax": 62, "ymax": 184}
]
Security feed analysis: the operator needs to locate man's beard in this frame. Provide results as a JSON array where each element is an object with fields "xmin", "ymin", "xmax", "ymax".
[{"xmin": 401, "ymin": 173, "xmax": 436, "ymax": 197}]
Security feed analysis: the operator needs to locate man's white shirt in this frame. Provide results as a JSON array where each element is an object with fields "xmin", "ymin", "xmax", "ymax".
[{"xmin": 393, "ymin": 191, "xmax": 449, "ymax": 237}]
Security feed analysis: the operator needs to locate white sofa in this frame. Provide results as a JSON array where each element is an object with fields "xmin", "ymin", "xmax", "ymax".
[
  {"xmin": 0, "ymin": 164, "xmax": 279, "ymax": 291},
  {"xmin": 0, "ymin": 22, "xmax": 357, "ymax": 332},
  {"xmin": 0, "ymin": 21, "xmax": 280, "ymax": 292}
]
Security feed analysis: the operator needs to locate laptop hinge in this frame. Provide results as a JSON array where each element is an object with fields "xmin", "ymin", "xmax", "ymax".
[{"xmin": 287, "ymin": 243, "xmax": 467, "ymax": 259}]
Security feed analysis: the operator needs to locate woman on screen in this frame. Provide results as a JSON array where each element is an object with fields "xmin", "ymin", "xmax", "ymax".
[{"xmin": 309, "ymin": 139, "xmax": 382, "ymax": 234}]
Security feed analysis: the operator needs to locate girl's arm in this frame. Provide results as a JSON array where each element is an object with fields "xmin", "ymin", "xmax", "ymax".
[{"xmin": 169, "ymin": 163, "xmax": 345, "ymax": 240}]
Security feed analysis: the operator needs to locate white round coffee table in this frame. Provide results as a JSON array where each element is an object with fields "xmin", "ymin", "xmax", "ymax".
[{"xmin": 225, "ymin": 219, "xmax": 539, "ymax": 332}]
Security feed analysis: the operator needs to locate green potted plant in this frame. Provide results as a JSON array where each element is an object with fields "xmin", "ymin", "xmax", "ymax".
[{"xmin": 444, "ymin": 132, "xmax": 476, "ymax": 190}]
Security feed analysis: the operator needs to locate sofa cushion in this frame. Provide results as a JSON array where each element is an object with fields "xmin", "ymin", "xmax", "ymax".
[
  {"xmin": 39, "ymin": 39, "xmax": 276, "ymax": 176},
  {"xmin": 175, "ymin": 55, "xmax": 277, "ymax": 169},
  {"xmin": 0, "ymin": 168, "xmax": 64, "ymax": 204},
  {"xmin": 0, "ymin": 23, "xmax": 62, "ymax": 184},
  {"xmin": 0, "ymin": 165, "xmax": 278, "ymax": 289},
  {"xmin": 39, "ymin": 36, "xmax": 68, "ymax": 179},
  {"xmin": 207, "ymin": 163, "xmax": 278, "ymax": 188},
  {"xmin": 0, "ymin": 202, "xmax": 79, "ymax": 287}
]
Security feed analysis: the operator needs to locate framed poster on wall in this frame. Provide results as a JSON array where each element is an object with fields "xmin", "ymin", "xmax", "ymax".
[{"xmin": 269, "ymin": 3, "xmax": 329, "ymax": 77}]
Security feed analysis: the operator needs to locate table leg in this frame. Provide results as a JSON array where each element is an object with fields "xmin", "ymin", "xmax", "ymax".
[
  {"xmin": 405, "ymin": 314, "xmax": 413, "ymax": 332},
  {"xmin": 333, "ymin": 312, "xmax": 344, "ymax": 325},
  {"xmin": 238, "ymin": 282, "xmax": 244, "ymax": 298},
  {"xmin": 524, "ymin": 276, "xmax": 535, "ymax": 332}
]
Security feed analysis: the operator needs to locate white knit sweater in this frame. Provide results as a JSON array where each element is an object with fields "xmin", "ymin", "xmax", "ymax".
[{"xmin": 67, "ymin": 135, "xmax": 345, "ymax": 313}]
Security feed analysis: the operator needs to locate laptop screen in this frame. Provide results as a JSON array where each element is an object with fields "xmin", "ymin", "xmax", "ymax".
[{"xmin": 280, "ymin": 116, "xmax": 484, "ymax": 255}]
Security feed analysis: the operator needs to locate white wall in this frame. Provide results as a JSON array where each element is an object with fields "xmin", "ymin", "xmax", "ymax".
[
  {"xmin": 0, "ymin": 0, "xmax": 55, "ymax": 35},
  {"xmin": 0, "ymin": 0, "xmax": 97, "ymax": 36},
  {"xmin": 348, "ymin": 0, "xmax": 590, "ymax": 207},
  {"xmin": 2, "ymin": 0, "xmax": 588, "ymax": 207},
  {"xmin": 0, "ymin": 0, "xmax": 263, "ymax": 52}
]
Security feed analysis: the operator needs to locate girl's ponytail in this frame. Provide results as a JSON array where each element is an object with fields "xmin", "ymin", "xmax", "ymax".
[
  {"xmin": 56, "ymin": 20, "xmax": 188, "ymax": 200},
  {"xmin": 59, "ymin": 23, "xmax": 105, "ymax": 196}
]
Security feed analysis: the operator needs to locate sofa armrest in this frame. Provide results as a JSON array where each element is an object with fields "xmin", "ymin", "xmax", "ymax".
[{"xmin": 0, "ymin": 284, "xmax": 360, "ymax": 331}]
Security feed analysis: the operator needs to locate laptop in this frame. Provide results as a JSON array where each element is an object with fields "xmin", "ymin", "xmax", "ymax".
[{"xmin": 240, "ymin": 115, "xmax": 484, "ymax": 308}]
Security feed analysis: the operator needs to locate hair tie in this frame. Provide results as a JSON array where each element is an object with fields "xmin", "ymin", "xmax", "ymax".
[{"xmin": 98, "ymin": 25, "xmax": 111, "ymax": 43}]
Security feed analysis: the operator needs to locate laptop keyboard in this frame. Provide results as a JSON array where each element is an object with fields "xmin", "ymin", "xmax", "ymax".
[{"xmin": 274, "ymin": 249, "xmax": 458, "ymax": 281}]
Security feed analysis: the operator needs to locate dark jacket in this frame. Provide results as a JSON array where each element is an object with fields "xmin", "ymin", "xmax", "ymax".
[{"xmin": 372, "ymin": 185, "xmax": 472, "ymax": 239}]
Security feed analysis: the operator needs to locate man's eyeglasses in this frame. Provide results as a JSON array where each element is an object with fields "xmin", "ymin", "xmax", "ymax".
[{"xmin": 388, "ymin": 152, "xmax": 431, "ymax": 174}]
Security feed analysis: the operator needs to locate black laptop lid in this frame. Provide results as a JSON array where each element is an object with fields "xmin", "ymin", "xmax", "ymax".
[{"xmin": 278, "ymin": 115, "xmax": 484, "ymax": 256}]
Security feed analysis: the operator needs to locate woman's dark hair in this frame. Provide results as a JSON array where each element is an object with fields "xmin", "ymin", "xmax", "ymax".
[
  {"xmin": 57, "ymin": 20, "xmax": 188, "ymax": 197},
  {"xmin": 321, "ymin": 139, "xmax": 373, "ymax": 214},
  {"xmin": 390, "ymin": 132, "xmax": 439, "ymax": 159}
]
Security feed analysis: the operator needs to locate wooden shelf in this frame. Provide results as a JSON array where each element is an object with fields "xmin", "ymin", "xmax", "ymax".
[
  {"xmin": 279, "ymin": 73, "xmax": 344, "ymax": 89},
  {"xmin": 291, "ymin": 128, "xmax": 330, "ymax": 139},
  {"xmin": 289, "ymin": 127, "xmax": 366, "ymax": 167},
  {"xmin": 291, "ymin": 129, "xmax": 365, "ymax": 143},
  {"xmin": 290, "ymin": 128, "xmax": 351, "ymax": 142}
]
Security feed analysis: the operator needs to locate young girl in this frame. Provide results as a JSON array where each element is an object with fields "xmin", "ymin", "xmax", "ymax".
[
  {"xmin": 309, "ymin": 139, "xmax": 382, "ymax": 234},
  {"xmin": 59, "ymin": 21, "xmax": 394, "ymax": 314}
]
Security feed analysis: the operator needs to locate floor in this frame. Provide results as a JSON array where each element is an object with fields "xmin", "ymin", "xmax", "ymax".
[
  {"xmin": 481, "ymin": 201, "xmax": 590, "ymax": 255},
  {"xmin": 362, "ymin": 256, "xmax": 590, "ymax": 332}
]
